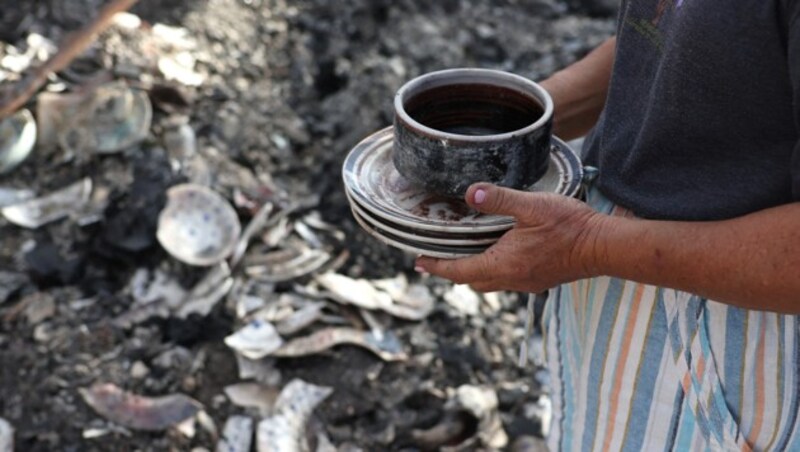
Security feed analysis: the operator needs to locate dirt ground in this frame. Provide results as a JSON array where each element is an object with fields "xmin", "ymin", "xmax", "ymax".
[{"xmin": 0, "ymin": 0, "xmax": 615, "ymax": 450}]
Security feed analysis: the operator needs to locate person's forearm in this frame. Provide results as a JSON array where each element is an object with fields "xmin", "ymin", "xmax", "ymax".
[
  {"xmin": 590, "ymin": 203, "xmax": 800, "ymax": 312},
  {"xmin": 540, "ymin": 37, "xmax": 616, "ymax": 140}
]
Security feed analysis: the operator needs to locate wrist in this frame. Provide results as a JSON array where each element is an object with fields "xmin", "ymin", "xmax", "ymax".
[{"xmin": 576, "ymin": 212, "xmax": 621, "ymax": 278}]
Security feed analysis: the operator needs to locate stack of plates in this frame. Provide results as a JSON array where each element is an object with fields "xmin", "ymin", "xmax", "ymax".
[{"xmin": 342, "ymin": 127, "xmax": 583, "ymax": 259}]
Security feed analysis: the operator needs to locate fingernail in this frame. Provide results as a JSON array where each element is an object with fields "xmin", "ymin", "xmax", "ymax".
[
  {"xmin": 474, "ymin": 189, "xmax": 487, "ymax": 204},
  {"xmin": 414, "ymin": 265, "xmax": 426, "ymax": 273}
]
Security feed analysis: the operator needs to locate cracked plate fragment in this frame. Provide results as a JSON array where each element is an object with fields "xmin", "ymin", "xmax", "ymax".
[
  {"xmin": 0, "ymin": 108, "xmax": 36, "ymax": 174},
  {"xmin": 256, "ymin": 379, "xmax": 333, "ymax": 452},
  {"xmin": 224, "ymin": 319, "xmax": 284, "ymax": 360},
  {"xmin": 79, "ymin": 383, "xmax": 202, "ymax": 431},
  {"xmin": 1, "ymin": 178, "xmax": 92, "ymax": 228},
  {"xmin": 0, "ymin": 417, "xmax": 12, "ymax": 452},
  {"xmin": 272, "ymin": 327, "xmax": 407, "ymax": 362},
  {"xmin": 217, "ymin": 416, "xmax": 253, "ymax": 452}
]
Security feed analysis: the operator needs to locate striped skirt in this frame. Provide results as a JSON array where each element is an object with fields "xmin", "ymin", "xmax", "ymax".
[{"xmin": 543, "ymin": 189, "xmax": 800, "ymax": 452}]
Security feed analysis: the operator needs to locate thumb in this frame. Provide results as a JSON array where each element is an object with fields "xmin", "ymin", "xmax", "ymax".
[{"xmin": 465, "ymin": 183, "xmax": 534, "ymax": 219}]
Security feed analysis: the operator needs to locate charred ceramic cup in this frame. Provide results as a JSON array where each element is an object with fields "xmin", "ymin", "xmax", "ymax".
[{"xmin": 393, "ymin": 68, "xmax": 554, "ymax": 198}]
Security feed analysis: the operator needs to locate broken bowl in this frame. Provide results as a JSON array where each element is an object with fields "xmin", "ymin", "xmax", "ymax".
[{"xmin": 157, "ymin": 184, "xmax": 242, "ymax": 266}]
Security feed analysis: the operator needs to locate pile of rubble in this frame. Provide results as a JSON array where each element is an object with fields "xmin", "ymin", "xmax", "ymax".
[{"xmin": 0, "ymin": 0, "xmax": 614, "ymax": 450}]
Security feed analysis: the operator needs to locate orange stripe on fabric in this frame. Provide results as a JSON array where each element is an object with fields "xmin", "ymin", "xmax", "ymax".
[
  {"xmin": 601, "ymin": 283, "xmax": 645, "ymax": 452},
  {"xmin": 696, "ymin": 355, "xmax": 706, "ymax": 381},
  {"xmin": 747, "ymin": 315, "xmax": 768, "ymax": 446}
]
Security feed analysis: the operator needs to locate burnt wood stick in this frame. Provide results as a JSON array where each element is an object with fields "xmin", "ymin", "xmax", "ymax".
[{"xmin": 0, "ymin": 0, "xmax": 140, "ymax": 119}]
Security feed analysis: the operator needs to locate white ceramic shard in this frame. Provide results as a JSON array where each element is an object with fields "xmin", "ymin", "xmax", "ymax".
[
  {"xmin": 224, "ymin": 319, "xmax": 284, "ymax": 360},
  {"xmin": 1, "ymin": 178, "xmax": 91, "ymax": 228},
  {"xmin": 157, "ymin": 184, "xmax": 242, "ymax": 266},
  {"xmin": 0, "ymin": 108, "xmax": 36, "ymax": 174},
  {"xmin": 256, "ymin": 379, "xmax": 333, "ymax": 452}
]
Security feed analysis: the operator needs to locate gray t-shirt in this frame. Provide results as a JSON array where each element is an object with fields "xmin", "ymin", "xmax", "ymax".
[{"xmin": 584, "ymin": 0, "xmax": 800, "ymax": 220}]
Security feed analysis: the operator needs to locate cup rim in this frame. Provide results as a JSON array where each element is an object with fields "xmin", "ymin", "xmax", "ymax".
[{"xmin": 394, "ymin": 68, "xmax": 554, "ymax": 142}]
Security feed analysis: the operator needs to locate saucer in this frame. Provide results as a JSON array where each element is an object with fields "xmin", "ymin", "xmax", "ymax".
[
  {"xmin": 351, "ymin": 207, "xmax": 489, "ymax": 259},
  {"xmin": 342, "ymin": 127, "xmax": 582, "ymax": 234},
  {"xmin": 348, "ymin": 192, "xmax": 500, "ymax": 246}
]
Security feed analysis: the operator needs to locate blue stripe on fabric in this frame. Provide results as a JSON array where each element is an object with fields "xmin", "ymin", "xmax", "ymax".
[
  {"xmin": 723, "ymin": 306, "xmax": 746, "ymax": 423},
  {"xmin": 775, "ymin": 317, "xmax": 800, "ymax": 452},
  {"xmin": 663, "ymin": 386, "xmax": 684, "ymax": 452},
  {"xmin": 555, "ymin": 285, "xmax": 575, "ymax": 452},
  {"xmin": 669, "ymin": 316, "xmax": 683, "ymax": 362},
  {"xmin": 695, "ymin": 406, "xmax": 712, "ymax": 445},
  {"xmin": 622, "ymin": 291, "xmax": 668, "ymax": 452},
  {"xmin": 580, "ymin": 277, "xmax": 626, "ymax": 452},
  {"xmin": 674, "ymin": 395, "xmax": 696, "ymax": 452}
]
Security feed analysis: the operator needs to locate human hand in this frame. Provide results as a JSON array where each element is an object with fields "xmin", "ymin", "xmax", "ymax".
[{"xmin": 414, "ymin": 183, "xmax": 609, "ymax": 293}]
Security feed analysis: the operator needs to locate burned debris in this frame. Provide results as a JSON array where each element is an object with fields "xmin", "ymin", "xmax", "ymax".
[{"xmin": 0, "ymin": 0, "xmax": 614, "ymax": 450}]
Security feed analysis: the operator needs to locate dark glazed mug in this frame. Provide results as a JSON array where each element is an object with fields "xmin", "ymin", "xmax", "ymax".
[{"xmin": 392, "ymin": 68, "xmax": 554, "ymax": 198}]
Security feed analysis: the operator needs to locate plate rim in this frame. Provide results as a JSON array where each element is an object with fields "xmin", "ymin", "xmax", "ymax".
[
  {"xmin": 348, "ymin": 192, "xmax": 501, "ymax": 246},
  {"xmin": 351, "ymin": 207, "xmax": 487, "ymax": 259}
]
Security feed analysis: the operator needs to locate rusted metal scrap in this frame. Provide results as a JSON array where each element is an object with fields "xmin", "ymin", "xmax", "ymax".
[{"xmin": 79, "ymin": 383, "xmax": 202, "ymax": 431}]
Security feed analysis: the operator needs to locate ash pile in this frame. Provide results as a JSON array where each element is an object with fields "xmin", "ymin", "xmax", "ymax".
[{"xmin": 0, "ymin": 0, "xmax": 614, "ymax": 450}]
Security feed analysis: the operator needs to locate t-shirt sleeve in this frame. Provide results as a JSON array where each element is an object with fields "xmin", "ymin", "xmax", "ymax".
[{"xmin": 787, "ymin": 1, "xmax": 800, "ymax": 198}]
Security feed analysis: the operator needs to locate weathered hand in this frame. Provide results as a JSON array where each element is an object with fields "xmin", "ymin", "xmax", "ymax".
[{"xmin": 415, "ymin": 183, "xmax": 608, "ymax": 293}]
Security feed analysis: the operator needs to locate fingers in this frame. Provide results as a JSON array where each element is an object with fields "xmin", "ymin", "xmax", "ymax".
[
  {"xmin": 464, "ymin": 183, "xmax": 538, "ymax": 219},
  {"xmin": 415, "ymin": 254, "xmax": 492, "ymax": 285}
]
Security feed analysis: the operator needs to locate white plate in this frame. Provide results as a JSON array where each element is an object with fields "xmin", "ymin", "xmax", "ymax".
[
  {"xmin": 351, "ymin": 207, "xmax": 487, "ymax": 259},
  {"xmin": 342, "ymin": 127, "xmax": 582, "ymax": 234},
  {"xmin": 348, "ymin": 191, "xmax": 500, "ymax": 246},
  {"xmin": 157, "ymin": 184, "xmax": 242, "ymax": 266}
]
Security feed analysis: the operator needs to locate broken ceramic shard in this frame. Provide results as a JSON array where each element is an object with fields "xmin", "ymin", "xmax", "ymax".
[
  {"xmin": 271, "ymin": 327, "xmax": 408, "ymax": 362},
  {"xmin": 224, "ymin": 319, "xmax": 284, "ymax": 360},
  {"xmin": 158, "ymin": 53, "xmax": 205, "ymax": 87},
  {"xmin": 525, "ymin": 395, "xmax": 552, "ymax": 438},
  {"xmin": 230, "ymin": 201, "xmax": 275, "ymax": 268},
  {"xmin": 315, "ymin": 272, "xmax": 434, "ymax": 320},
  {"xmin": 450, "ymin": 385, "xmax": 508, "ymax": 450},
  {"xmin": 157, "ymin": 184, "xmax": 242, "ymax": 266},
  {"xmin": 0, "ymin": 108, "xmax": 36, "ymax": 174},
  {"xmin": 175, "ymin": 263, "xmax": 234, "ymax": 318},
  {"xmin": 223, "ymin": 382, "xmax": 278, "ymax": 413},
  {"xmin": 0, "ymin": 187, "xmax": 34, "ymax": 208},
  {"xmin": 443, "ymin": 284, "xmax": 481, "ymax": 316},
  {"xmin": 217, "ymin": 416, "xmax": 253, "ymax": 452},
  {"xmin": 274, "ymin": 302, "xmax": 325, "ymax": 336},
  {"xmin": 0, "ymin": 417, "xmax": 12, "ymax": 452},
  {"xmin": 234, "ymin": 353, "xmax": 282, "ymax": 386},
  {"xmin": 246, "ymin": 245, "xmax": 331, "ymax": 283},
  {"xmin": 79, "ymin": 383, "xmax": 202, "ymax": 431},
  {"xmin": 1, "ymin": 178, "xmax": 92, "ymax": 228},
  {"xmin": 58, "ymin": 82, "xmax": 152, "ymax": 154},
  {"xmin": 256, "ymin": 379, "xmax": 333, "ymax": 452}
]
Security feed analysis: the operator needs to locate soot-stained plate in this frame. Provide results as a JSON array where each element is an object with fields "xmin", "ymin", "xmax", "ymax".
[
  {"xmin": 348, "ymin": 191, "xmax": 500, "ymax": 246},
  {"xmin": 351, "ymin": 207, "xmax": 489, "ymax": 259},
  {"xmin": 343, "ymin": 127, "xmax": 582, "ymax": 234}
]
